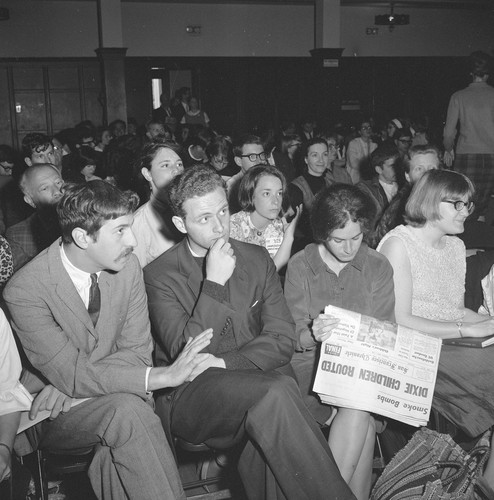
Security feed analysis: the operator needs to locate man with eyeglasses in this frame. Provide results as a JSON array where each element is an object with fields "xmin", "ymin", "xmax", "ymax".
[
  {"xmin": 229, "ymin": 135, "xmax": 268, "ymax": 213},
  {"xmin": 393, "ymin": 128, "xmax": 413, "ymax": 159},
  {"xmin": 233, "ymin": 134, "xmax": 268, "ymax": 173}
]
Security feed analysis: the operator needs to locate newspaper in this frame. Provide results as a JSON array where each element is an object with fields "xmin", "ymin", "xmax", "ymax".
[
  {"xmin": 17, "ymin": 398, "xmax": 90, "ymax": 434},
  {"xmin": 313, "ymin": 305, "xmax": 442, "ymax": 426}
]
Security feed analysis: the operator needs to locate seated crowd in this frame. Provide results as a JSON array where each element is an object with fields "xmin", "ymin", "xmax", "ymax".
[{"xmin": 2, "ymin": 71, "xmax": 494, "ymax": 500}]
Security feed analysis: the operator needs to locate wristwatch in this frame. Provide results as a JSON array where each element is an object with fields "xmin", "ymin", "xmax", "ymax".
[{"xmin": 456, "ymin": 320, "xmax": 463, "ymax": 338}]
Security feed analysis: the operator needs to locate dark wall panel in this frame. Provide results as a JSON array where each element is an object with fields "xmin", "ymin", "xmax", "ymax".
[
  {"xmin": 0, "ymin": 68, "xmax": 12, "ymax": 145},
  {"xmin": 0, "ymin": 56, "xmax": 471, "ymax": 149}
]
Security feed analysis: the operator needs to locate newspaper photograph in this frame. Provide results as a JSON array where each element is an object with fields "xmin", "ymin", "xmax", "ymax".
[{"xmin": 312, "ymin": 305, "xmax": 442, "ymax": 426}]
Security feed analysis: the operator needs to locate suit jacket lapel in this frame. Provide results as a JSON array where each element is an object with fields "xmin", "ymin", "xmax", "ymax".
[
  {"xmin": 48, "ymin": 241, "xmax": 98, "ymax": 338},
  {"xmin": 178, "ymin": 238, "xmax": 249, "ymax": 315},
  {"xmin": 226, "ymin": 242, "xmax": 249, "ymax": 320},
  {"xmin": 176, "ymin": 239, "xmax": 202, "ymax": 300},
  {"xmin": 377, "ymin": 181, "xmax": 389, "ymax": 209}
]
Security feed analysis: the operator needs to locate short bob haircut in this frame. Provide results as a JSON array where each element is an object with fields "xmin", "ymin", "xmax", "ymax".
[
  {"xmin": 133, "ymin": 140, "xmax": 182, "ymax": 177},
  {"xmin": 169, "ymin": 165, "xmax": 226, "ymax": 219},
  {"xmin": 405, "ymin": 169, "xmax": 475, "ymax": 227},
  {"xmin": 303, "ymin": 137, "xmax": 328, "ymax": 160},
  {"xmin": 57, "ymin": 180, "xmax": 139, "ymax": 244},
  {"xmin": 238, "ymin": 165, "xmax": 287, "ymax": 212},
  {"xmin": 310, "ymin": 183, "xmax": 377, "ymax": 244}
]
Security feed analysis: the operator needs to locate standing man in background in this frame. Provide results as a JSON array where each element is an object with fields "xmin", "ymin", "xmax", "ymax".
[{"xmin": 444, "ymin": 51, "xmax": 494, "ymax": 219}]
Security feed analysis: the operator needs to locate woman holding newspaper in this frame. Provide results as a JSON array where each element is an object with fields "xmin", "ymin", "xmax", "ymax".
[
  {"xmin": 285, "ymin": 184, "xmax": 395, "ymax": 500},
  {"xmin": 378, "ymin": 169, "xmax": 494, "ymax": 497}
]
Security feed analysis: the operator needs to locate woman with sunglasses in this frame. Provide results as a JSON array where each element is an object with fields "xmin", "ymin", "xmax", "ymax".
[{"xmin": 378, "ymin": 169, "xmax": 494, "ymax": 497}]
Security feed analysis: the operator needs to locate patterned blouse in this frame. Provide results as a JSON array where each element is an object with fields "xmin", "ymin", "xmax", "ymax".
[
  {"xmin": 0, "ymin": 235, "xmax": 13, "ymax": 290},
  {"xmin": 230, "ymin": 211, "xmax": 284, "ymax": 258}
]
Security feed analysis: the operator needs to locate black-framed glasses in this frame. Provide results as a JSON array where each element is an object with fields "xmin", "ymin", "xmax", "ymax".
[
  {"xmin": 442, "ymin": 200, "xmax": 475, "ymax": 213},
  {"xmin": 240, "ymin": 152, "xmax": 267, "ymax": 162}
]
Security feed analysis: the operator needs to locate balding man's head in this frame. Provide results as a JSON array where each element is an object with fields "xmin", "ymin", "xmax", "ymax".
[{"xmin": 20, "ymin": 164, "xmax": 64, "ymax": 209}]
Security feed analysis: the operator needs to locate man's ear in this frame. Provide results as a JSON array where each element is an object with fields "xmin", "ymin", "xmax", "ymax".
[
  {"xmin": 405, "ymin": 172, "xmax": 411, "ymax": 183},
  {"xmin": 72, "ymin": 228, "xmax": 90, "ymax": 250},
  {"xmin": 25, "ymin": 157, "xmax": 32, "ymax": 167},
  {"xmin": 141, "ymin": 167, "xmax": 152, "ymax": 184},
  {"xmin": 172, "ymin": 216, "xmax": 187, "ymax": 235},
  {"xmin": 234, "ymin": 156, "xmax": 242, "ymax": 168},
  {"xmin": 23, "ymin": 194, "xmax": 36, "ymax": 209},
  {"xmin": 375, "ymin": 165, "xmax": 383, "ymax": 176}
]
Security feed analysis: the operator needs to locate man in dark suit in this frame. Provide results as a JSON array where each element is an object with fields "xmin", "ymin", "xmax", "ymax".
[
  {"xmin": 144, "ymin": 165, "xmax": 354, "ymax": 500},
  {"xmin": 6, "ymin": 164, "xmax": 63, "ymax": 271},
  {"xmin": 171, "ymin": 87, "xmax": 191, "ymax": 123},
  {"xmin": 4, "ymin": 181, "xmax": 213, "ymax": 500},
  {"xmin": 152, "ymin": 93, "xmax": 173, "ymax": 124},
  {"xmin": 357, "ymin": 144, "xmax": 400, "ymax": 222}
]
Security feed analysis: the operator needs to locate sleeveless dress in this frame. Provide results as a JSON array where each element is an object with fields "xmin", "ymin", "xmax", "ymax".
[
  {"xmin": 378, "ymin": 225, "xmax": 465, "ymax": 322},
  {"xmin": 378, "ymin": 225, "xmax": 494, "ymax": 437}
]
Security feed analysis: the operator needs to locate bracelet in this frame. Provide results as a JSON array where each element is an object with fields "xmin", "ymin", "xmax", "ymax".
[
  {"xmin": 0, "ymin": 442, "xmax": 11, "ymax": 455},
  {"xmin": 456, "ymin": 320, "xmax": 463, "ymax": 338}
]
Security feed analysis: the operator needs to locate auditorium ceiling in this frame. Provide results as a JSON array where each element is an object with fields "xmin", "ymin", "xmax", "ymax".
[{"xmin": 36, "ymin": 0, "xmax": 494, "ymax": 7}]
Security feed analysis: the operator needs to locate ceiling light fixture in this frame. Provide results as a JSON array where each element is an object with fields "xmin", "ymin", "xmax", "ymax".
[{"xmin": 375, "ymin": 3, "xmax": 409, "ymax": 32}]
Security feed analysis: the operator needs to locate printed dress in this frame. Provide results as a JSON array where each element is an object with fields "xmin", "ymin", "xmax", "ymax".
[{"xmin": 230, "ymin": 211, "xmax": 284, "ymax": 258}]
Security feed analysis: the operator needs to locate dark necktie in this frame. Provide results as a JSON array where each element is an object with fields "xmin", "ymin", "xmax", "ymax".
[{"xmin": 88, "ymin": 273, "xmax": 101, "ymax": 326}]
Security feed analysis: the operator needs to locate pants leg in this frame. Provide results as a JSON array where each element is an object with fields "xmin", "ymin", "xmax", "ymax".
[
  {"xmin": 156, "ymin": 368, "xmax": 355, "ymax": 500},
  {"xmin": 40, "ymin": 393, "xmax": 185, "ymax": 500}
]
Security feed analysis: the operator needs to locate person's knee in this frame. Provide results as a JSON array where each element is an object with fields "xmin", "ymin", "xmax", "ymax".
[
  {"xmin": 99, "ymin": 394, "xmax": 160, "ymax": 442},
  {"xmin": 103, "ymin": 393, "xmax": 151, "ymax": 415},
  {"xmin": 338, "ymin": 408, "xmax": 373, "ymax": 429},
  {"xmin": 257, "ymin": 373, "xmax": 300, "ymax": 405}
]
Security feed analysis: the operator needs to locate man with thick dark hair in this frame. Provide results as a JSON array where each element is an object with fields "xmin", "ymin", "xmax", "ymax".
[
  {"xmin": 144, "ymin": 165, "xmax": 355, "ymax": 500},
  {"xmin": 4, "ymin": 180, "xmax": 212, "ymax": 500},
  {"xmin": 21, "ymin": 133, "xmax": 59, "ymax": 169},
  {"xmin": 357, "ymin": 143, "xmax": 401, "ymax": 221}
]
